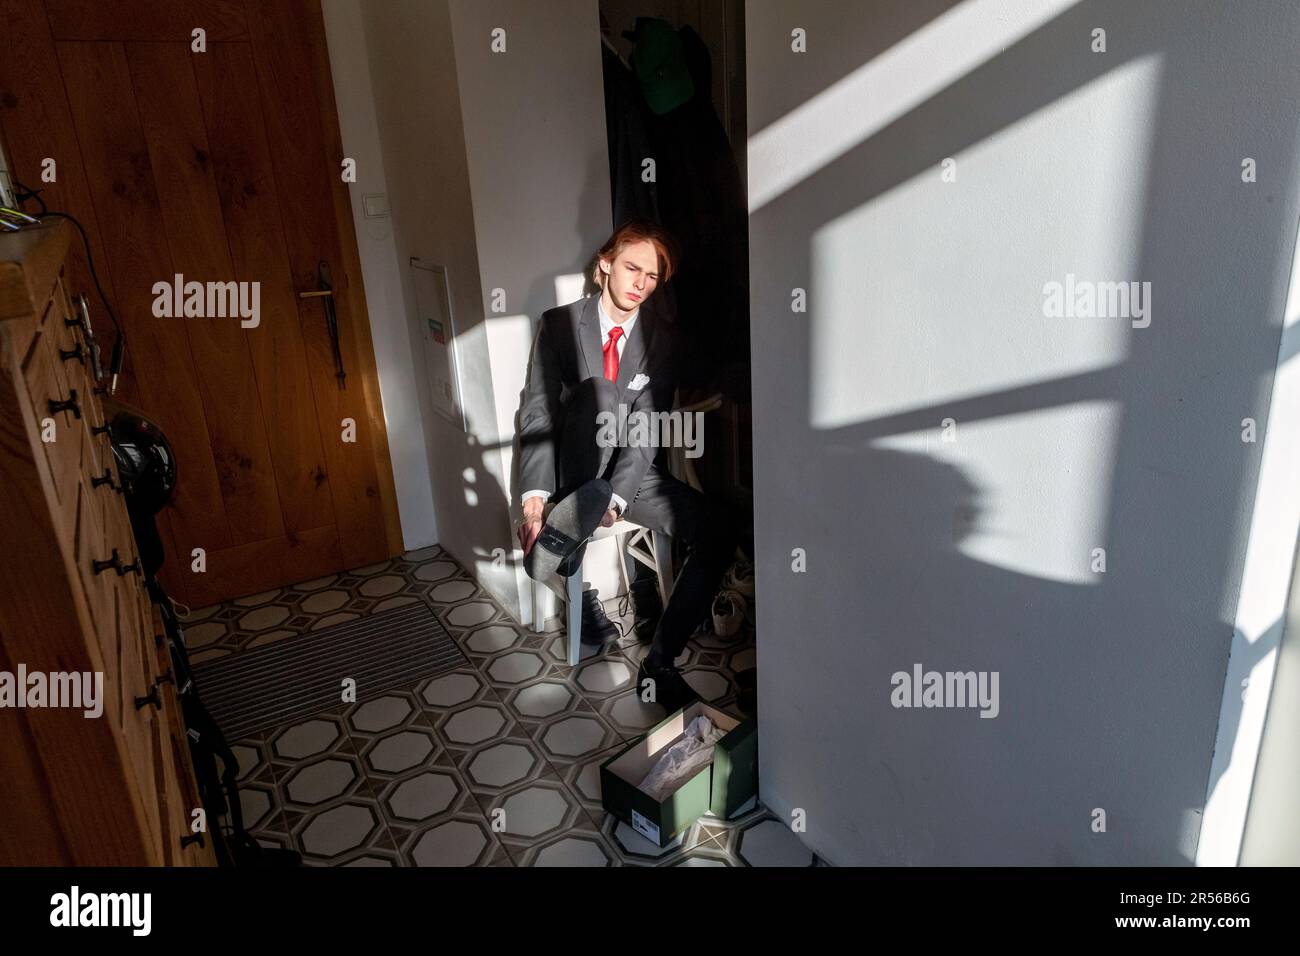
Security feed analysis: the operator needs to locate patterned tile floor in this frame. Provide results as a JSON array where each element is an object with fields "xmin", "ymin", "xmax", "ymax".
[{"xmin": 181, "ymin": 545, "xmax": 821, "ymax": 867}]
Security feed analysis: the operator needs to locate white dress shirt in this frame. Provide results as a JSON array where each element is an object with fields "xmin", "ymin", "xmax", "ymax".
[
  {"xmin": 521, "ymin": 294, "xmax": 640, "ymax": 515},
  {"xmin": 597, "ymin": 293, "xmax": 639, "ymax": 361}
]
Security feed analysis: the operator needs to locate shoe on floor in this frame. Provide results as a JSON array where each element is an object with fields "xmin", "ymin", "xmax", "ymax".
[
  {"xmin": 579, "ymin": 589, "xmax": 620, "ymax": 646},
  {"xmin": 636, "ymin": 656, "xmax": 700, "ymax": 714},
  {"xmin": 710, "ymin": 589, "xmax": 744, "ymax": 640},
  {"xmin": 722, "ymin": 555, "xmax": 754, "ymax": 597},
  {"xmin": 627, "ymin": 576, "xmax": 663, "ymax": 643}
]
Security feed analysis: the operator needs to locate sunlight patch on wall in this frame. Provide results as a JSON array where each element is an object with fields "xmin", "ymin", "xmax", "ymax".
[
  {"xmin": 748, "ymin": 0, "xmax": 1082, "ymax": 212},
  {"xmin": 873, "ymin": 399, "xmax": 1120, "ymax": 585},
  {"xmin": 810, "ymin": 54, "xmax": 1160, "ymax": 432},
  {"xmin": 554, "ymin": 272, "xmax": 588, "ymax": 308}
]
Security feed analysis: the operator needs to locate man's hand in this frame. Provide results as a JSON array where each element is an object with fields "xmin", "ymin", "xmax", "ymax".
[
  {"xmin": 600, "ymin": 508, "xmax": 617, "ymax": 529},
  {"xmin": 518, "ymin": 496, "xmax": 545, "ymax": 555}
]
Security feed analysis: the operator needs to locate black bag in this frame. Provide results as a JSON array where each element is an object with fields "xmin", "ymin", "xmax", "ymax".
[{"xmin": 151, "ymin": 580, "xmax": 302, "ymax": 867}]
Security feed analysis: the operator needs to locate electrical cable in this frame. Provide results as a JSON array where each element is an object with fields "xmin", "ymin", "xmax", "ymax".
[{"xmin": 10, "ymin": 178, "xmax": 127, "ymax": 390}]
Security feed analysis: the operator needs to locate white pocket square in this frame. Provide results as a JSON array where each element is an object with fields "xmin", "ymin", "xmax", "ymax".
[{"xmin": 628, "ymin": 373, "xmax": 650, "ymax": 391}]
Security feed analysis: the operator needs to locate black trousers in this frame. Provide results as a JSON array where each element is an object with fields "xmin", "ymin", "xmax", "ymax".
[{"xmin": 553, "ymin": 378, "xmax": 737, "ymax": 665}]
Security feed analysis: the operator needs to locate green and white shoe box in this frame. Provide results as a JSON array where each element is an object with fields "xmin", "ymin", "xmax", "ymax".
[{"xmin": 599, "ymin": 701, "xmax": 758, "ymax": 848}]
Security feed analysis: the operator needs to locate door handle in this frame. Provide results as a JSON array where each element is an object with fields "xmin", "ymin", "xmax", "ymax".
[{"xmin": 299, "ymin": 260, "xmax": 347, "ymax": 390}]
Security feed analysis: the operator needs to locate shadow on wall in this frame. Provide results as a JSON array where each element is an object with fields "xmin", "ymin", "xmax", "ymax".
[
  {"xmin": 456, "ymin": 432, "xmax": 512, "ymax": 580},
  {"xmin": 507, "ymin": 146, "xmax": 617, "ymax": 501},
  {"xmin": 415, "ymin": 409, "xmax": 516, "ymax": 595},
  {"xmin": 425, "ymin": 140, "xmax": 613, "ymax": 615},
  {"xmin": 750, "ymin": 0, "xmax": 1300, "ymax": 864}
]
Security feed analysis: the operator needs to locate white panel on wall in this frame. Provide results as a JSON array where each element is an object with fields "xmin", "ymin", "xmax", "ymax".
[{"xmin": 411, "ymin": 259, "xmax": 467, "ymax": 431}]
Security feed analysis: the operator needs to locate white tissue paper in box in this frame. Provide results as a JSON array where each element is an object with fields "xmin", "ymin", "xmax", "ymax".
[{"xmin": 638, "ymin": 715, "xmax": 726, "ymax": 801}]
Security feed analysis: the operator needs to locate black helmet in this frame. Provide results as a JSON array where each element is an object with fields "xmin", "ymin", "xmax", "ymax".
[
  {"xmin": 104, "ymin": 406, "xmax": 176, "ymax": 580},
  {"xmin": 108, "ymin": 409, "xmax": 177, "ymax": 515}
]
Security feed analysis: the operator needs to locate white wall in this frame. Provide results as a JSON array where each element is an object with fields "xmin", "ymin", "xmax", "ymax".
[
  {"xmin": 746, "ymin": 0, "xmax": 1300, "ymax": 865},
  {"xmin": 338, "ymin": 0, "xmax": 498, "ymax": 601},
  {"xmin": 446, "ymin": 0, "xmax": 618, "ymax": 619},
  {"xmin": 1235, "ymin": 226, "xmax": 1300, "ymax": 864},
  {"xmin": 321, "ymin": 0, "xmax": 438, "ymax": 551},
  {"xmin": 333, "ymin": 0, "xmax": 613, "ymax": 619},
  {"xmin": 1240, "ymin": 537, "xmax": 1300, "ymax": 865}
]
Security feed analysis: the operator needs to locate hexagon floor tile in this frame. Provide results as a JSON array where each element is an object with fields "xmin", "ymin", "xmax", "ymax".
[
  {"xmin": 508, "ymin": 825, "xmax": 619, "ymax": 867},
  {"xmin": 433, "ymin": 707, "xmax": 554, "ymax": 800},
  {"xmin": 554, "ymin": 743, "xmax": 625, "ymax": 820},
  {"xmin": 210, "ymin": 544, "xmax": 795, "ymax": 867},
  {"xmin": 475, "ymin": 770, "xmax": 596, "ymax": 862},
  {"xmin": 291, "ymin": 799, "xmax": 388, "ymax": 861},
  {"xmin": 398, "ymin": 812, "xmax": 513, "ymax": 867},
  {"xmin": 737, "ymin": 817, "xmax": 820, "ymax": 867},
  {"xmin": 378, "ymin": 767, "xmax": 513, "ymax": 867},
  {"xmin": 418, "ymin": 668, "xmax": 491, "ymax": 710}
]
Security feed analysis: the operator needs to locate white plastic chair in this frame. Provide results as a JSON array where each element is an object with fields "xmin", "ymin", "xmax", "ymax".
[
  {"xmin": 532, "ymin": 517, "xmax": 674, "ymax": 666},
  {"xmin": 532, "ymin": 389, "xmax": 724, "ymax": 666}
]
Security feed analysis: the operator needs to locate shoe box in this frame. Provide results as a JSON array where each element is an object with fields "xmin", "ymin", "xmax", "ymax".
[{"xmin": 599, "ymin": 701, "xmax": 757, "ymax": 848}]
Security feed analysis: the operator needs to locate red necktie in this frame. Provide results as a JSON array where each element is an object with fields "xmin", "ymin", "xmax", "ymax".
[{"xmin": 603, "ymin": 326, "xmax": 623, "ymax": 381}]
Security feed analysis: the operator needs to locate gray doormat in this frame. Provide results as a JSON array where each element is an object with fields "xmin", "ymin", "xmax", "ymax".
[{"xmin": 190, "ymin": 602, "xmax": 468, "ymax": 740}]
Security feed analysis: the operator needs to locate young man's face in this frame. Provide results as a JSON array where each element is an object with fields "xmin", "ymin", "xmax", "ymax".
[{"xmin": 601, "ymin": 239, "xmax": 661, "ymax": 316}]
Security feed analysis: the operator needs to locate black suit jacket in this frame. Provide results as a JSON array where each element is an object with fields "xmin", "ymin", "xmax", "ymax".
[{"xmin": 517, "ymin": 293, "xmax": 677, "ymax": 506}]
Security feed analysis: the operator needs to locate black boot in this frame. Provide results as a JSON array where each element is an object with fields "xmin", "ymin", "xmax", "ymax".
[
  {"xmin": 734, "ymin": 669, "xmax": 757, "ymax": 715},
  {"xmin": 636, "ymin": 655, "xmax": 700, "ymax": 714},
  {"xmin": 579, "ymin": 589, "xmax": 620, "ymax": 646},
  {"xmin": 626, "ymin": 573, "xmax": 663, "ymax": 643}
]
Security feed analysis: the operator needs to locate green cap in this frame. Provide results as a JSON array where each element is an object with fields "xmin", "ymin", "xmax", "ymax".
[{"xmin": 627, "ymin": 18, "xmax": 694, "ymax": 115}]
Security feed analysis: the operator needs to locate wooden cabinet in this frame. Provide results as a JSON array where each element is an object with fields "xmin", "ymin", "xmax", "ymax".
[{"xmin": 0, "ymin": 220, "xmax": 215, "ymax": 866}]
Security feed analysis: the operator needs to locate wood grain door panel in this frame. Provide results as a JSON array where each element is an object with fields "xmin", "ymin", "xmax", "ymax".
[
  {"xmin": 0, "ymin": 0, "xmax": 123, "ymax": 358},
  {"xmin": 0, "ymin": 0, "xmax": 403, "ymax": 606},
  {"xmin": 245, "ymin": 0, "xmax": 394, "ymax": 571},
  {"xmin": 191, "ymin": 41, "xmax": 337, "ymax": 536},
  {"xmin": 56, "ymin": 39, "xmax": 234, "ymax": 554},
  {"xmin": 43, "ymin": 0, "xmax": 250, "ymax": 42}
]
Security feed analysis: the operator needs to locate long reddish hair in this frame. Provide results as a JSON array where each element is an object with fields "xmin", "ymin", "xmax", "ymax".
[{"xmin": 592, "ymin": 218, "xmax": 677, "ymax": 287}]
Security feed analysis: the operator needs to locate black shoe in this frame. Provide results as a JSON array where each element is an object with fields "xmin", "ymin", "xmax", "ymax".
[
  {"xmin": 735, "ymin": 686, "xmax": 756, "ymax": 715},
  {"xmin": 524, "ymin": 479, "xmax": 610, "ymax": 585},
  {"xmin": 579, "ymin": 590, "xmax": 620, "ymax": 646},
  {"xmin": 636, "ymin": 656, "xmax": 700, "ymax": 714},
  {"xmin": 557, "ymin": 539, "xmax": 589, "ymax": 579},
  {"xmin": 734, "ymin": 669, "xmax": 756, "ymax": 715},
  {"xmin": 626, "ymin": 577, "xmax": 663, "ymax": 643}
]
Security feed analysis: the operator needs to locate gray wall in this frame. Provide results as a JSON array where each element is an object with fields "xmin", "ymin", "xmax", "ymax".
[
  {"xmin": 337, "ymin": 0, "xmax": 611, "ymax": 617},
  {"xmin": 322, "ymin": 0, "xmax": 438, "ymax": 551},
  {"xmin": 348, "ymin": 0, "xmax": 500, "ymax": 596},
  {"xmin": 746, "ymin": 0, "xmax": 1300, "ymax": 864},
  {"xmin": 447, "ymin": 0, "xmax": 617, "ymax": 618}
]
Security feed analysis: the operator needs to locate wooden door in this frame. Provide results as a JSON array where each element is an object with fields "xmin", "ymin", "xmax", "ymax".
[{"xmin": 0, "ymin": 0, "xmax": 403, "ymax": 607}]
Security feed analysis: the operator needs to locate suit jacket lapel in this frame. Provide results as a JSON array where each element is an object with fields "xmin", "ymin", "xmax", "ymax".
[{"xmin": 577, "ymin": 294, "xmax": 603, "ymax": 381}]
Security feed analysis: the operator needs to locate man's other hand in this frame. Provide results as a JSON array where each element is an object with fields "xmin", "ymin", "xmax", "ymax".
[
  {"xmin": 600, "ymin": 508, "xmax": 617, "ymax": 528},
  {"xmin": 519, "ymin": 496, "xmax": 545, "ymax": 555}
]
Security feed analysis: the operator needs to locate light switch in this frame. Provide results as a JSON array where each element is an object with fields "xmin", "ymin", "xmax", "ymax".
[{"xmin": 362, "ymin": 193, "xmax": 390, "ymax": 219}]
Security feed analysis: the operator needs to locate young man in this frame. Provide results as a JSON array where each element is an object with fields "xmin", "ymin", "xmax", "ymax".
[{"xmin": 516, "ymin": 219, "xmax": 736, "ymax": 714}]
